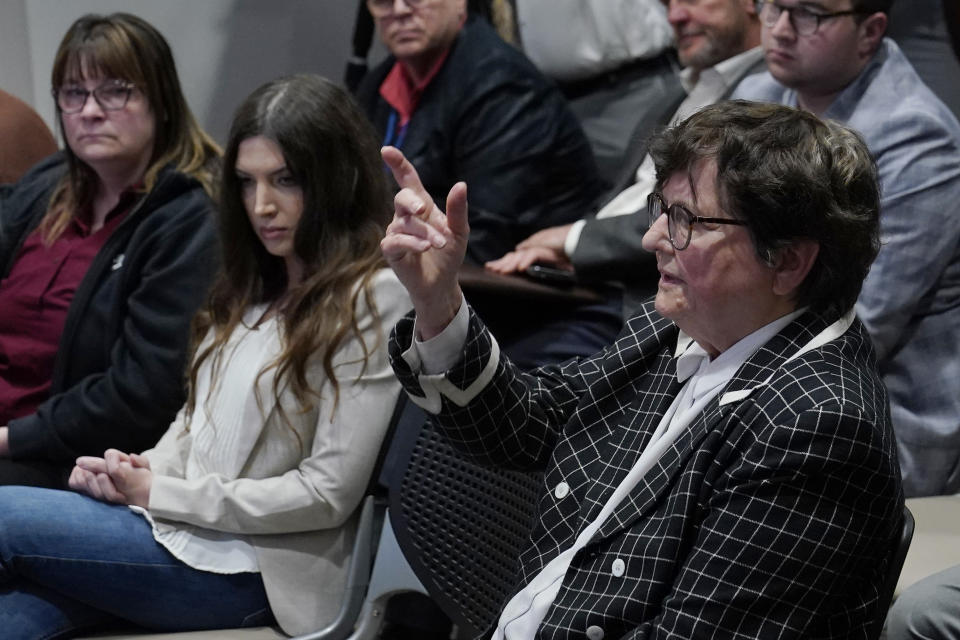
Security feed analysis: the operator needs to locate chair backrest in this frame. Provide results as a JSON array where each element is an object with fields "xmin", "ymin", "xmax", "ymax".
[
  {"xmin": 387, "ymin": 413, "xmax": 543, "ymax": 638},
  {"xmin": 868, "ymin": 504, "xmax": 915, "ymax": 640}
]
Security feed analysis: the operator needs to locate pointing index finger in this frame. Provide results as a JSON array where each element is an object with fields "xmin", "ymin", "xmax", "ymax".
[{"xmin": 381, "ymin": 146, "xmax": 431, "ymax": 202}]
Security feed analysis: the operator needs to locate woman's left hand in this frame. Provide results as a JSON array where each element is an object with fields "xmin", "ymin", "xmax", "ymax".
[
  {"xmin": 69, "ymin": 458, "xmax": 126, "ymax": 503},
  {"xmin": 71, "ymin": 449, "xmax": 152, "ymax": 508},
  {"xmin": 103, "ymin": 448, "xmax": 152, "ymax": 509}
]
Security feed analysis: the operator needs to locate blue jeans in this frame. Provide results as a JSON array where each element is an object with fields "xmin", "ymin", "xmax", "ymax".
[{"xmin": 0, "ymin": 486, "xmax": 274, "ymax": 639}]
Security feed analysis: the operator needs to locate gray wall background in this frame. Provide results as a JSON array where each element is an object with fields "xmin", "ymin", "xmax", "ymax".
[{"xmin": 0, "ymin": 0, "xmax": 384, "ymax": 145}]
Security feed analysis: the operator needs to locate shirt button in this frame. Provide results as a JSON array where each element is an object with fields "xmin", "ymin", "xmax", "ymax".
[
  {"xmin": 586, "ymin": 625, "xmax": 604, "ymax": 640},
  {"xmin": 611, "ymin": 558, "xmax": 625, "ymax": 577},
  {"xmin": 554, "ymin": 481, "xmax": 570, "ymax": 499}
]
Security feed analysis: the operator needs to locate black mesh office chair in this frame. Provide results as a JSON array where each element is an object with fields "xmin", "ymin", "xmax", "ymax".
[{"xmin": 387, "ymin": 412, "xmax": 543, "ymax": 638}]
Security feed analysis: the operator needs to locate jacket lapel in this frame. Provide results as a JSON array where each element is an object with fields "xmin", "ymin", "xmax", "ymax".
[
  {"xmin": 576, "ymin": 344, "xmax": 681, "ymax": 528},
  {"xmin": 588, "ymin": 309, "xmax": 840, "ymax": 543}
]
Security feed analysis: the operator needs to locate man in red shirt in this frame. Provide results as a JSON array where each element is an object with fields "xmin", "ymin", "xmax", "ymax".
[{"xmin": 357, "ymin": 0, "xmax": 618, "ymax": 367}]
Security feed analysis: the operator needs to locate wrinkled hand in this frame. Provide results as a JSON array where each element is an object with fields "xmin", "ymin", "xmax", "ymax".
[
  {"xmin": 485, "ymin": 224, "xmax": 573, "ymax": 274},
  {"xmin": 379, "ymin": 146, "xmax": 469, "ymax": 339},
  {"xmin": 69, "ymin": 449, "xmax": 152, "ymax": 508}
]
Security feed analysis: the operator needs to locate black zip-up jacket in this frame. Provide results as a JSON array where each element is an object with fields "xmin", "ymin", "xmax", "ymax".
[
  {"xmin": 356, "ymin": 17, "xmax": 605, "ymax": 266},
  {"xmin": 0, "ymin": 153, "xmax": 218, "ymax": 467}
]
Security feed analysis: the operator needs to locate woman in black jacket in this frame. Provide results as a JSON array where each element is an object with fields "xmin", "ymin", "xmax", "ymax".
[{"xmin": 0, "ymin": 12, "xmax": 220, "ymax": 487}]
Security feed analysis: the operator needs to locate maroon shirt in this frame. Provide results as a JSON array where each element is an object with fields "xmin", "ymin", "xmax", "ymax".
[{"xmin": 0, "ymin": 196, "xmax": 134, "ymax": 424}]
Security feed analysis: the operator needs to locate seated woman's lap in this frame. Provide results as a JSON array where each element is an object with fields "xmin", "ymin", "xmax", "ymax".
[{"xmin": 0, "ymin": 487, "xmax": 273, "ymax": 634}]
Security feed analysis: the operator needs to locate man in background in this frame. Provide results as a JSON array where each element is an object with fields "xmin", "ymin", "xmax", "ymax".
[
  {"xmin": 734, "ymin": 0, "xmax": 960, "ymax": 498},
  {"xmin": 357, "ymin": 0, "xmax": 620, "ymax": 367},
  {"xmin": 488, "ymin": 0, "xmax": 766, "ymax": 318}
]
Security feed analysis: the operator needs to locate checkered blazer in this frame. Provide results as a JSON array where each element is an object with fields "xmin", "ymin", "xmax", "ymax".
[{"xmin": 389, "ymin": 300, "xmax": 903, "ymax": 640}]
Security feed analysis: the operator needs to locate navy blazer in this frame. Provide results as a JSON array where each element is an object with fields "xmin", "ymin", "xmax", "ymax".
[{"xmin": 390, "ymin": 300, "xmax": 903, "ymax": 639}]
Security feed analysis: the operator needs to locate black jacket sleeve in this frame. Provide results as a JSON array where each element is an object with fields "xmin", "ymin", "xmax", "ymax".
[{"xmin": 7, "ymin": 180, "xmax": 218, "ymax": 463}]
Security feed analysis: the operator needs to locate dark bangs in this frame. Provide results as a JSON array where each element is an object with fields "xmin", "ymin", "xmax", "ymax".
[{"xmin": 51, "ymin": 25, "xmax": 148, "ymax": 90}]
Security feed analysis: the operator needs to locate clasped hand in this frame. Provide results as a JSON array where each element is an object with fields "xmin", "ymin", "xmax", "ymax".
[
  {"xmin": 379, "ymin": 146, "xmax": 470, "ymax": 340},
  {"xmin": 68, "ymin": 448, "xmax": 152, "ymax": 508}
]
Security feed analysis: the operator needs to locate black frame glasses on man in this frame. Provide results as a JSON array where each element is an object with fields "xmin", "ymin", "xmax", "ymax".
[
  {"xmin": 367, "ymin": 0, "xmax": 428, "ymax": 16},
  {"xmin": 647, "ymin": 192, "xmax": 747, "ymax": 251},
  {"xmin": 53, "ymin": 80, "xmax": 137, "ymax": 115},
  {"xmin": 755, "ymin": 0, "xmax": 866, "ymax": 36}
]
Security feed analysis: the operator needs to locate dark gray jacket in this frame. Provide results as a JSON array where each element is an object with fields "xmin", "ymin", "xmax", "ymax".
[{"xmin": 357, "ymin": 17, "xmax": 604, "ymax": 265}]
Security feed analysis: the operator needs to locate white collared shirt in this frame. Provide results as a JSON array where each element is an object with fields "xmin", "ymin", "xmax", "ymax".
[
  {"xmin": 516, "ymin": 0, "xmax": 674, "ymax": 82},
  {"xmin": 563, "ymin": 47, "xmax": 766, "ymax": 256}
]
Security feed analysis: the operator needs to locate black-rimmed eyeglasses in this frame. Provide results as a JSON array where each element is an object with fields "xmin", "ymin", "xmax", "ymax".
[
  {"xmin": 755, "ymin": 0, "xmax": 865, "ymax": 36},
  {"xmin": 53, "ymin": 80, "xmax": 137, "ymax": 114},
  {"xmin": 647, "ymin": 192, "xmax": 747, "ymax": 251},
  {"xmin": 367, "ymin": 0, "xmax": 428, "ymax": 17}
]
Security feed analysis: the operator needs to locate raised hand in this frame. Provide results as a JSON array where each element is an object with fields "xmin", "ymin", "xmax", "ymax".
[{"xmin": 379, "ymin": 146, "xmax": 470, "ymax": 339}]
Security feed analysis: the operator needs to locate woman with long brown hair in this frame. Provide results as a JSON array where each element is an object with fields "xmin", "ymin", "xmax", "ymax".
[
  {"xmin": 0, "ymin": 12, "xmax": 220, "ymax": 487},
  {"xmin": 0, "ymin": 74, "xmax": 409, "ymax": 638}
]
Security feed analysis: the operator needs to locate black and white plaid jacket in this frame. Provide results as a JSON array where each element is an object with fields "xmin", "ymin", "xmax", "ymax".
[{"xmin": 390, "ymin": 300, "xmax": 903, "ymax": 640}]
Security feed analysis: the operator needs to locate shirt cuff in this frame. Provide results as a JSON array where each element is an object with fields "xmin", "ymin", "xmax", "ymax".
[
  {"xmin": 564, "ymin": 219, "xmax": 586, "ymax": 258},
  {"xmin": 412, "ymin": 294, "xmax": 470, "ymax": 374}
]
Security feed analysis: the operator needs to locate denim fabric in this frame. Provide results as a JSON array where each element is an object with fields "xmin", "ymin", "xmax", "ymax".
[
  {"xmin": 0, "ymin": 487, "xmax": 273, "ymax": 639},
  {"xmin": 734, "ymin": 39, "xmax": 960, "ymax": 497}
]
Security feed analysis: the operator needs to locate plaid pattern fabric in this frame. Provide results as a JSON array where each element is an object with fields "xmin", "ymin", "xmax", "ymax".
[{"xmin": 389, "ymin": 300, "xmax": 903, "ymax": 639}]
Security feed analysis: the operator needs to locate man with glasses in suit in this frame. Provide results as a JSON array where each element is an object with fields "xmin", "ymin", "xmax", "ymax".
[
  {"xmin": 735, "ymin": 0, "xmax": 960, "ymax": 499},
  {"xmin": 487, "ymin": 0, "xmax": 767, "ymax": 318}
]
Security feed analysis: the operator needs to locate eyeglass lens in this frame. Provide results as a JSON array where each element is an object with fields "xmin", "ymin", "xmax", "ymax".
[
  {"xmin": 758, "ymin": 2, "xmax": 819, "ymax": 35},
  {"xmin": 369, "ymin": 0, "xmax": 425, "ymax": 14},
  {"xmin": 57, "ymin": 83, "xmax": 132, "ymax": 113},
  {"xmin": 649, "ymin": 194, "xmax": 692, "ymax": 250}
]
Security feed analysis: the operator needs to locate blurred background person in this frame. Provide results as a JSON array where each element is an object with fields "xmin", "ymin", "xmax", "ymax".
[
  {"xmin": 358, "ymin": 0, "xmax": 621, "ymax": 368},
  {"xmin": 488, "ymin": 0, "xmax": 766, "ymax": 320},
  {"xmin": 887, "ymin": 0, "xmax": 960, "ymax": 121},
  {"xmin": 357, "ymin": 0, "xmax": 603, "ymax": 266},
  {"xmin": 0, "ymin": 13, "xmax": 220, "ymax": 488},
  {"xmin": 511, "ymin": 0, "xmax": 677, "ymax": 186},
  {"xmin": 734, "ymin": 0, "xmax": 960, "ymax": 497}
]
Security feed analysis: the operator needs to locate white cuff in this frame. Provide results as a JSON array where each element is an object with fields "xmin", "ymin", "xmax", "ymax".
[
  {"xmin": 412, "ymin": 294, "xmax": 470, "ymax": 374},
  {"xmin": 564, "ymin": 219, "xmax": 587, "ymax": 258}
]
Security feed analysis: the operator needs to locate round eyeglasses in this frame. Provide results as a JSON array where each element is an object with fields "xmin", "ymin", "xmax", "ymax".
[
  {"xmin": 367, "ymin": 0, "xmax": 429, "ymax": 17},
  {"xmin": 647, "ymin": 192, "xmax": 747, "ymax": 251},
  {"xmin": 755, "ymin": 0, "xmax": 865, "ymax": 36},
  {"xmin": 53, "ymin": 81, "xmax": 137, "ymax": 115}
]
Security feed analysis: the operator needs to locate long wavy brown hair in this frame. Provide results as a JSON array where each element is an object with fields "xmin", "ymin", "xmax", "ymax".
[
  {"xmin": 43, "ymin": 12, "xmax": 220, "ymax": 243},
  {"xmin": 187, "ymin": 74, "xmax": 392, "ymax": 428}
]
